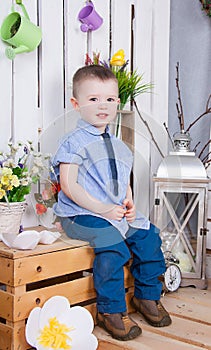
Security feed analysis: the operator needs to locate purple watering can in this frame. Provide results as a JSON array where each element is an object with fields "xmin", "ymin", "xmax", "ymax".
[{"xmin": 78, "ymin": 1, "xmax": 103, "ymax": 32}]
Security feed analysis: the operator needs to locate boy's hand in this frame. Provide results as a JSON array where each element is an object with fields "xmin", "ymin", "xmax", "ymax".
[
  {"xmin": 123, "ymin": 198, "xmax": 136, "ymax": 223},
  {"xmin": 102, "ymin": 204, "xmax": 126, "ymax": 221}
]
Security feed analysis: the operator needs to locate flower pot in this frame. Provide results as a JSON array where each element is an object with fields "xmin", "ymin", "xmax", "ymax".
[
  {"xmin": 0, "ymin": 3, "xmax": 42, "ymax": 60},
  {"xmin": 115, "ymin": 110, "xmax": 135, "ymax": 152},
  {"xmin": 0, "ymin": 202, "xmax": 27, "ymax": 234}
]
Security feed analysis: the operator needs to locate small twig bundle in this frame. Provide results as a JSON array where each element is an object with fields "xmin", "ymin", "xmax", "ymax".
[{"xmin": 175, "ymin": 62, "xmax": 185, "ymax": 132}]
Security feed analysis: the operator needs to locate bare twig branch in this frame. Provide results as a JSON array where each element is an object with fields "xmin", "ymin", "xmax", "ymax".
[
  {"xmin": 163, "ymin": 122, "xmax": 174, "ymax": 148},
  {"xmin": 205, "ymin": 162, "xmax": 211, "ymax": 170},
  {"xmin": 193, "ymin": 141, "xmax": 201, "ymax": 153},
  {"xmin": 202, "ymin": 151, "xmax": 211, "ymax": 163},
  {"xmin": 198, "ymin": 139, "xmax": 211, "ymax": 159},
  {"xmin": 175, "ymin": 62, "xmax": 185, "ymax": 131},
  {"xmin": 206, "ymin": 94, "xmax": 211, "ymax": 110},
  {"xmin": 204, "ymin": 158, "xmax": 211, "ymax": 165},
  {"xmin": 186, "ymin": 94, "xmax": 211, "ymax": 132},
  {"xmin": 133, "ymin": 99, "xmax": 164, "ymax": 158}
]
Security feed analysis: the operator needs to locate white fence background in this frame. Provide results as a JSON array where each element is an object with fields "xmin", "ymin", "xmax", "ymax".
[{"xmin": 0, "ymin": 0, "xmax": 170, "ymax": 227}]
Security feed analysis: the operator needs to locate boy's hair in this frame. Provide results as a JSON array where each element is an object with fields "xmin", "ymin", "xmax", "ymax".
[{"xmin": 72, "ymin": 65, "xmax": 118, "ymax": 98}]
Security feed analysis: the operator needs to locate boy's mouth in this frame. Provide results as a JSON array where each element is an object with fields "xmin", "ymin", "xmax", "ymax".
[{"xmin": 97, "ymin": 113, "xmax": 108, "ymax": 119}]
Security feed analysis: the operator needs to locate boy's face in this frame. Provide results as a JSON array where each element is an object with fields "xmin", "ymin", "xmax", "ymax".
[{"xmin": 71, "ymin": 78, "xmax": 120, "ymax": 132}]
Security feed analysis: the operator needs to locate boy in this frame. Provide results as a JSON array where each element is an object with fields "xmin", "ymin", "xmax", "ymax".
[{"xmin": 52, "ymin": 65, "xmax": 171, "ymax": 341}]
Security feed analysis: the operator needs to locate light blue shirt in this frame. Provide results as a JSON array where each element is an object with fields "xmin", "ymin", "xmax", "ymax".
[{"xmin": 52, "ymin": 119, "xmax": 150, "ymax": 237}]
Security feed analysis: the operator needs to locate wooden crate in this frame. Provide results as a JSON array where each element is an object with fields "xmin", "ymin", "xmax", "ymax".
[{"xmin": 0, "ymin": 229, "xmax": 134, "ymax": 350}]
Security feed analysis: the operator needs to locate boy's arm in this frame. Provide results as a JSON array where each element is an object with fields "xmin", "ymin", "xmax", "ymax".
[{"xmin": 60, "ymin": 163, "xmax": 126, "ymax": 221}]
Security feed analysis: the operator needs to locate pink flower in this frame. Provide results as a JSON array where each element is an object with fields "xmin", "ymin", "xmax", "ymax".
[{"xmin": 36, "ymin": 203, "xmax": 47, "ymax": 215}]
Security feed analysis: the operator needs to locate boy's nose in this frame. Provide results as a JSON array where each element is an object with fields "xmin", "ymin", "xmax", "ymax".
[{"xmin": 98, "ymin": 101, "xmax": 107, "ymax": 109}]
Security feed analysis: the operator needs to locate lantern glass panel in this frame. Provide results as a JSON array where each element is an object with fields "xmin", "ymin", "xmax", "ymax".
[{"xmin": 157, "ymin": 190, "xmax": 202, "ymax": 276}]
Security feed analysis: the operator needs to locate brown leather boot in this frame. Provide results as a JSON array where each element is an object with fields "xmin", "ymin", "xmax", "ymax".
[
  {"xmin": 97, "ymin": 311, "xmax": 142, "ymax": 341},
  {"xmin": 131, "ymin": 297, "xmax": 172, "ymax": 327}
]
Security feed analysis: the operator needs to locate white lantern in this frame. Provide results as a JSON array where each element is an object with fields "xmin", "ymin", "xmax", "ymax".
[{"xmin": 153, "ymin": 132, "xmax": 209, "ymax": 289}]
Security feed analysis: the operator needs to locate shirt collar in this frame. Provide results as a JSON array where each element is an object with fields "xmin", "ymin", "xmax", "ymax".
[{"xmin": 77, "ymin": 118, "xmax": 110, "ymax": 136}]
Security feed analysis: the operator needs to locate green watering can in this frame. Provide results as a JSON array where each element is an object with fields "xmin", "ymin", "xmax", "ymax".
[{"xmin": 0, "ymin": 2, "xmax": 42, "ymax": 60}]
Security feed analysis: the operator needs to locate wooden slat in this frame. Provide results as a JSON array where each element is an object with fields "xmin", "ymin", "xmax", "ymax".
[
  {"xmin": 162, "ymin": 294, "xmax": 211, "ymax": 324},
  {"xmin": 123, "ymin": 266, "xmax": 134, "ymax": 288},
  {"xmin": 0, "ymin": 256, "xmax": 14, "ymax": 285},
  {"xmin": 167, "ymin": 286, "xmax": 211, "ymax": 308},
  {"xmin": 139, "ymin": 315, "xmax": 211, "ymax": 349},
  {"xmin": 0, "ymin": 233, "xmax": 89, "ymax": 259},
  {"xmin": 0, "ymin": 290, "xmax": 13, "ymax": 320},
  {"xmin": 0, "ymin": 323, "xmax": 13, "ymax": 350},
  {"xmin": 7, "ymin": 274, "xmax": 133, "ymax": 322},
  {"xmin": 95, "ymin": 326, "xmax": 205, "ymax": 350},
  {"xmin": 7, "ymin": 320, "xmax": 29, "ymax": 350},
  {"xmin": 12, "ymin": 276, "xmax": 96, "ymax": 322},
  {"xmin": 11, "ymin": 246, "xmax": 94, "ymax": 286}
]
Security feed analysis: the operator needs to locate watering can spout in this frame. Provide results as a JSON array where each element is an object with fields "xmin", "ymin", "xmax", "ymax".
[{"xmin": 5, "ymin": 45, "xmax": 29, "ymax": 60}]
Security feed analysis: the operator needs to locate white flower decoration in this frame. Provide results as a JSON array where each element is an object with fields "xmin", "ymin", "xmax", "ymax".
[{"xmin": 25, "ymin": 296, "xmax": 98, "ymax": 350}]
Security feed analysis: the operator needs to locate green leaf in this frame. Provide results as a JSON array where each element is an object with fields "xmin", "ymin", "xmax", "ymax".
[
  {"xmin": 8, "ymin": 185, "xmax": 31, "ymax": 202},
  {"xmin": 113, "ymin": 67, "xmax": 153, "ymax": 108}
]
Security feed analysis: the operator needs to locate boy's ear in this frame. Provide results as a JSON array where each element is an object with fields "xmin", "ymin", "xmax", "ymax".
[{"xmin": 70, "ymin": 97, "xmax": 79, "ymax": 110}]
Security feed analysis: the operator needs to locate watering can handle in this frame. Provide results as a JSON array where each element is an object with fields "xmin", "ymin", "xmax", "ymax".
[{"xmin": 11, "ymin": 2, "xmax": 30, "ymax": 20}]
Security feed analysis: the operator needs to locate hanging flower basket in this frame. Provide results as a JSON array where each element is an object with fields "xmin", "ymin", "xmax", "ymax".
[{"xmin": 0, "ymin": 202, "xmax": 27, "ymax": 234}]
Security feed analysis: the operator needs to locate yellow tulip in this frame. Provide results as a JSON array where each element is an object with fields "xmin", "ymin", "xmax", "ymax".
[{"xmin": 110, "ymin": 49, "xmax": 126, "ymax": 67}]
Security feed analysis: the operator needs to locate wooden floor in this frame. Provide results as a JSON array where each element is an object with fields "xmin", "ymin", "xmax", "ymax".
[{"xmin": 94, "ymin": 280, "xmax": 211, "ymax": 350}]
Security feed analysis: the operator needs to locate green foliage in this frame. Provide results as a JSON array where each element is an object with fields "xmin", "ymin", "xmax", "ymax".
[
  {"xmin": 200, "ymin": 0, "xmax": 211, "ymax": 16},
  {"xmin": 113, "ymin": 67, "xmax": 153, "ymax": 110}
]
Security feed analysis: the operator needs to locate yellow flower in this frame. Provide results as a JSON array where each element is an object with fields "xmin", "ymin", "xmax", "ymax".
[
  {"xmin": 0, "ymin": 187, "xmax": 6, "ymax": 199},
  {"xmin": 38, "ymin": 317, "xmax": 73, "ymax": 349},
  {"xmin": 110, "ymin": 49, "xmax": 126, "ymax": 67},
  {"xmin": 2, "ymin": 167, "xmax": 13, "ymax": 176},
  {"xmin": 1, "ymin": 175, "xmax": 10, "ymax": 186},
  {"xmin": 11, "ymin": 175, "xmax": 20, "ymax": 187}
]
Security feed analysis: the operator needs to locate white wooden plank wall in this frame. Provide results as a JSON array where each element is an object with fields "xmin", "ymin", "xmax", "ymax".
[
  {"xmin": 206, "ymin": 167, "xmax": 211, "ymax": 249},
  {"xmin": 0, "ymin": 0, "xmax": 170, "ymax": 227}
]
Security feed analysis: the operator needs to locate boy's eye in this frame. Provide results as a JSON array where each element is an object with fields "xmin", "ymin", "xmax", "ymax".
[
  {"xmin": 107, "ymin": 97, "xmax": 115, "ymax": 102},
  {"xmin": 89, "ymin": 97, "xmax": 98, "ymax": 102}
]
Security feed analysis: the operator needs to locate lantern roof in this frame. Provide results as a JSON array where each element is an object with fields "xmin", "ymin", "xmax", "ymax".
[{"xmin": 156, "ymin": 152, "xmax": 207, "ymax": 179}]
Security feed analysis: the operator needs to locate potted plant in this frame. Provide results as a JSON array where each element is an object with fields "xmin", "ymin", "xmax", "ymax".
[{"xmin": 0, "ymin": 141, "xmax": 50, "ymax": 234}]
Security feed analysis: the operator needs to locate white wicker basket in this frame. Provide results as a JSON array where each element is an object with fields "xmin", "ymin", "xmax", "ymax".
[{"xmin": 0, "ymin": 202, "xmax": 27, "ymax": 234}]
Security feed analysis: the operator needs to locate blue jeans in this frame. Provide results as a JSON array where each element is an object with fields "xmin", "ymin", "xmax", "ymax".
[{"xmin": 60, "ymin": 215, "xmax": 165, "ymax": 314}]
